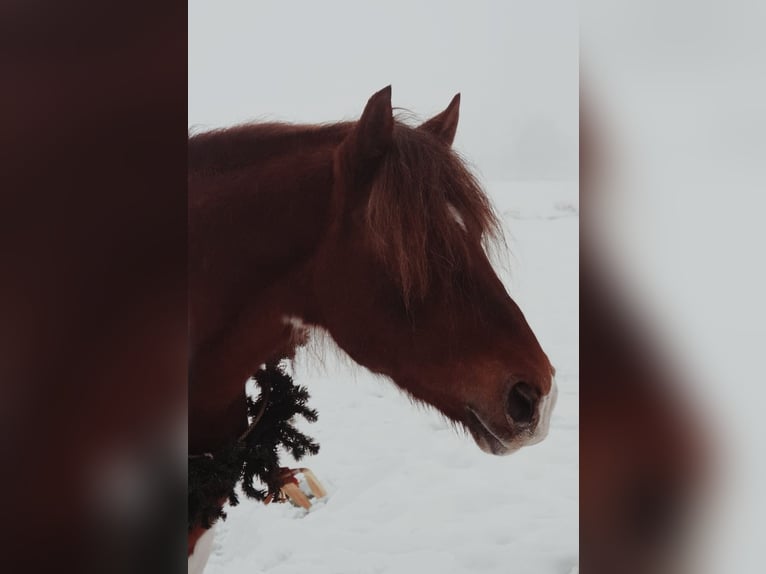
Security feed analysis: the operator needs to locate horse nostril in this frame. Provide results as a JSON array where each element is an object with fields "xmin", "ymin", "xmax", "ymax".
[{"xmin": 507, "ymin": 381, "xmax": 538, "ymax": 424}]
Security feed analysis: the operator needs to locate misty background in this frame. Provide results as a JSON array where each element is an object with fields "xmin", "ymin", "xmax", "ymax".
[{"xmin": 188, "ymin": 0, "xmax": 578, "ymax": 183}]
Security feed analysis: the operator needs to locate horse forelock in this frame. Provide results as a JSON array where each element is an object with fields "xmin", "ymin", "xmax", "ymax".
[{"xmin": 365, "ymin": 121, "xmax": 504, "ymax": 305}]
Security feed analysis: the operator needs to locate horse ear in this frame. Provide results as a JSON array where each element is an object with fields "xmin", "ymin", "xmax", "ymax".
[
  {"xmin": 349, "ymin": 85, "xmax": 394, "ymax": 161},
  {"xmin": 419, "ymin": 93, "xmax": 460, "ymax": 145}
]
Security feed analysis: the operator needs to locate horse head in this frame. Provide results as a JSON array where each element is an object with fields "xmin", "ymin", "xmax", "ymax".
[{"xmin": 305, "ymin": 87, "xmax": 557, "ymax": 454}]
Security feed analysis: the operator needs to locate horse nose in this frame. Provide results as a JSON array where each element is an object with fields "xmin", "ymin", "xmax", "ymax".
[{"xmin": 506, "ymin": 381, "xmax": 540, "ymax": 425}]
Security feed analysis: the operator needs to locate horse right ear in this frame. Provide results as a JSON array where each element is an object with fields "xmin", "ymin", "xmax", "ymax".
[
  {"xmin": 341, "ymin": 86, "xmax": 394, "ymax": 166},
  {"xmin": 419, "ymin": 93, "xmax": 460, "ymax": 146}
]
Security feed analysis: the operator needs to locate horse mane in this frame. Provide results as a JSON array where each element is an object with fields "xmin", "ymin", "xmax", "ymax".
[
  {"xmin": 188, "ymin": 122, "xmax": 352, "ymax": 174},
  {"xmin": 188, "ymin": 116, "xmax": 504, "ymax": 305},
  {"xmin": 366, "ymin": 119, "xmax": 503, "ymax": 305}
]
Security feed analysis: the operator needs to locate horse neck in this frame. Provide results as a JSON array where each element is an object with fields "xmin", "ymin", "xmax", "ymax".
[{"xmin": 189, "ymin": 125, "xmax": 346, "ymax": 346}]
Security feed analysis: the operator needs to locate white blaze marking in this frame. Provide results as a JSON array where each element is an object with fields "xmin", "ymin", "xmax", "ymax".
[
  {"xmin": 447, "ymin": 202, "xmax": 467, "ymax": 231},
  {"xmin": 529, "ymin": 378, "xmax": 558, "ymax": 445},
  {"xmin": 282, "ymin": 315, "xmax": 307, "ymax": 329}
]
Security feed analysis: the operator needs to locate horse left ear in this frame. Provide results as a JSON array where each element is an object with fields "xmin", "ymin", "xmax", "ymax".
[
  {"xmin": 350, "ymin": 85, "xmax": 395, "ymax": 162},
  {"xmin": 419, "ymin": 93, "xmax": 461, "ymax": 145}
]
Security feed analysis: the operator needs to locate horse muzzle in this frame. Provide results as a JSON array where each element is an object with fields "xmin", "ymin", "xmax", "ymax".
[{"xmin": 466, "ymin": 378, "xmax": 558, "ymax": 455}]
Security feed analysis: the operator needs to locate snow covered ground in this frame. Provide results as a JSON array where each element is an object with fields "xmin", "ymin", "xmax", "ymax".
[{"xmin": 204, "ymin": 182, "xmax": 579, "ymax": 574}]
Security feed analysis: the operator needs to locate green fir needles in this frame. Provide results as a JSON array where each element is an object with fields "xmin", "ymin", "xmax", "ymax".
[{"xmin": 189, "ymin": 362, "xmax": 319, "ymax": 530}]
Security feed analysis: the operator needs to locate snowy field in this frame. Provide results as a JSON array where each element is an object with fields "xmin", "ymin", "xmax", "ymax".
[{"xmin": 203, "ymin": 182, "xmax": 579, "ymax": 574}]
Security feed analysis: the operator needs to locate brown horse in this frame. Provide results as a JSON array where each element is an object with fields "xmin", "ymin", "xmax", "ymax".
[{"xmin": 188, "ymin": 86, "xmax": 557, "ymax": 558}]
